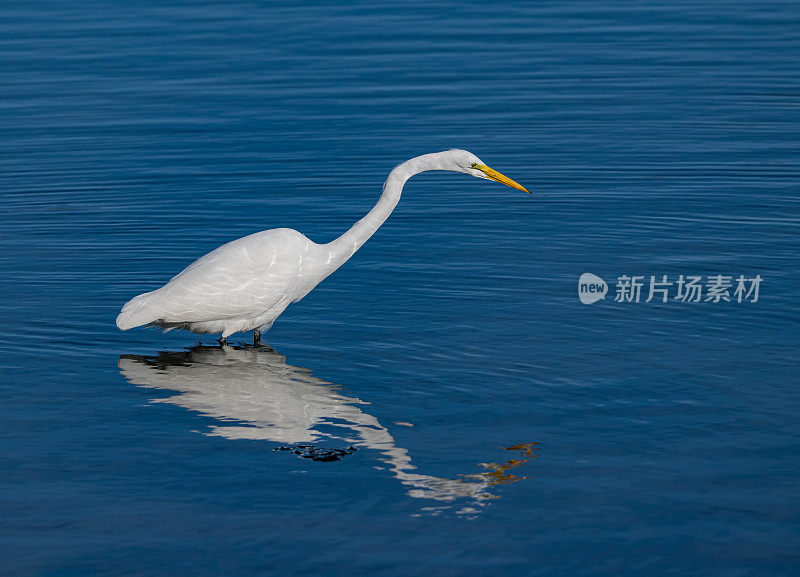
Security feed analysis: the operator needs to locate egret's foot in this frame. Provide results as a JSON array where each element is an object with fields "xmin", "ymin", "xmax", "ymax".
[
  {"xmin": 218, "ymin": 336, "xmax": 228, "ymax": 346},
  {"xmin": 253, "ymin": 330, "xmax": 261, "ymax": 347}
]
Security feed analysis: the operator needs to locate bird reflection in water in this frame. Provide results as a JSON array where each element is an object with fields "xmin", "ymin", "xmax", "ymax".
[{"xmin": 118, "ymin": 345, "xmax": 538, "ymax": 512}]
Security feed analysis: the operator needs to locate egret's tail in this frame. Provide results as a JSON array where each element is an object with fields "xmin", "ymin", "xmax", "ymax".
[{"xmin": 116, "ymin": 291, "xmax": 159, "ymax": 330}]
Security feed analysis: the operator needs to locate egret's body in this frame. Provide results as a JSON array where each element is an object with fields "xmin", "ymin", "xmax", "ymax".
[{"xmin": 116, "ymin": 149, "xmax": 529, "ymax": 342}]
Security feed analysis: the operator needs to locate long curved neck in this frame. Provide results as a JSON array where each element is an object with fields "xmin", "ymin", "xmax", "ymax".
[{"xmin": 323, "ymin": 153, "xmax": 445, "ymax": 272}]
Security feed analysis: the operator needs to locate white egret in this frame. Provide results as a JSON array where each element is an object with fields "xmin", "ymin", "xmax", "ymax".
[{"xmin": 116, "ymin": 149, "xmax": 530, "ymax": 344}]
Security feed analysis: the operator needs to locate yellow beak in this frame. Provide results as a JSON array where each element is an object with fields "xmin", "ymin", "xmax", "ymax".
[{"xmin": 475, "ymin": 164, "xmax": 531, "ymax": 194}]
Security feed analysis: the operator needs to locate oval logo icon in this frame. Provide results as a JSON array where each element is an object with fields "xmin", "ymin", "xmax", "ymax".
[{"xmin": 578, "ymin": 273, "xmax": 607, "ymax": 304}]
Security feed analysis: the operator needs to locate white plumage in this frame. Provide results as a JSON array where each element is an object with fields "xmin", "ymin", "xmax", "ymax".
[{"xmin": 116, "ymin": 149, "xmax": 529, "ymax": 342}]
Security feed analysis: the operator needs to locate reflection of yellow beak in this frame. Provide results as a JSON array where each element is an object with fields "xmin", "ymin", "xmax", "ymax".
[{"xmin": 475, "ymin": 164, "xmax": 531, "ymax": 194}]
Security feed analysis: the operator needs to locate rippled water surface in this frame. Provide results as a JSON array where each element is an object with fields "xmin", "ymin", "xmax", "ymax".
[{"xmin": 2, "ymin": 1, "xmax": 799, "ymax": 575}]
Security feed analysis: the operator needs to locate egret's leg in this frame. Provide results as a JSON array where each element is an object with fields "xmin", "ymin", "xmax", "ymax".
[
  {"xmin": 218, "ymin": 336, "xmax": 228, "ymax": 346},
  {"xmin": 253, "ymin": 330, "xmax": 261, "ymax": 347}
]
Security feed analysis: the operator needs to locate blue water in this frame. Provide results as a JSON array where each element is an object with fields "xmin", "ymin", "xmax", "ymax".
[{"xmin": 2, "ymin": 1, "xmax": 799, "ymax": 575}]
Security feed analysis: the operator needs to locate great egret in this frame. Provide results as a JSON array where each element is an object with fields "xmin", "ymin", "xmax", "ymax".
[{"xmin": 116, "ymin": 149, "xmax": 530, "ymax": 344}]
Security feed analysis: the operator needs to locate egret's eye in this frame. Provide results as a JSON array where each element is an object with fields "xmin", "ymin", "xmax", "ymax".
[{"xmin": 470, "ymin": 162, "xmax": 478, "ymax": 169}]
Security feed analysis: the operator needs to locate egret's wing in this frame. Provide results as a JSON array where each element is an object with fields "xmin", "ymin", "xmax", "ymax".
[
  {"xmin": 158, "ymin": 230, "xmax": 307, "ymax": 322},
  {"xmin": 118, "ymin": 229, "xmax": 310, "ymax": 328}
]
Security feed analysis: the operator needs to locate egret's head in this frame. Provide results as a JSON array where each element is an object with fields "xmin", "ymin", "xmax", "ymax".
[{"xmin": 446, "ymin": 149, "xmax": 531, "ymax": 194}]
